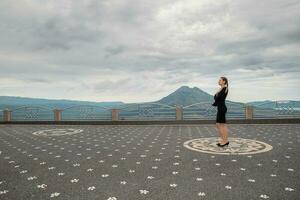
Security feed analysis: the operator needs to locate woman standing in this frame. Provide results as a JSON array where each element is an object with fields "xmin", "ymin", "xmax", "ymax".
[{"xmin": 212, "ymin": 77, "xmax": 229, "ymax": 147}]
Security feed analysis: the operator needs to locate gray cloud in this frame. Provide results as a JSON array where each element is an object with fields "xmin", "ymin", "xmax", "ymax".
[{"xmin": 0, "ymin": 0, "xmax": 299, "ymax": 102}]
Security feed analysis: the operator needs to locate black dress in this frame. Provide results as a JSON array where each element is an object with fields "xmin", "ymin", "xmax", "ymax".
[{"xmin": 212, "ymin": 87, "xmax": 228, "ymax": 123}]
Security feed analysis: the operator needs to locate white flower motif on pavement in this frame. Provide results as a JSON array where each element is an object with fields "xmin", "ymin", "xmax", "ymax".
[
  {"xmin": 0, "ymin": 190, "xmax": 9, "ymax": 195},
  {"xmin": 48, "ymin": 167, "xmax": 56, "ymax": 170},
  {"xmin": 285, "ymin": 187, "xmax": 294, "ymax": 191},
  {"xmin": 50, "ymin": 192, "xmax": 60, "ymax": 198},
  {"xmin": 147, "ymin": 176, "xmax": 154, "ymax": 179},
  {"xmin": 225, "ymin": 185, "xmax": 232, "ymax": 190},
  {"xmin": 198, "ymin": 192, "xmax": 206, "ymax": 196},
  {"xmin": 37, "ymin": 184, "xmax": 47, "ymax": 189},
  {"xmin": 260, "ymin": 194, "xmax": 270, "ymax": 199},
  {"xmin": 27, "ymin": 176, "xmax": 37, "ymax": 180},
  {"xmin": 88, "ymin": 186, "xmax": 96, "ymax": 191},
  {"xmin": 70, "ymin": 179, "xmax": 79, "ymax": 183},
  {"xmin": 139, "ymin": 190, "xmax": 149, "ymax": 194}
]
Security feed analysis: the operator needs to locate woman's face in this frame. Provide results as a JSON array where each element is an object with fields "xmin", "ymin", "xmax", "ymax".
[{"xmin": 218, "ymin": 78, "xmax": 224, "ymax": 86}]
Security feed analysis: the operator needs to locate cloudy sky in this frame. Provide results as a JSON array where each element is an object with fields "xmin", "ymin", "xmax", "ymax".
[{"xmin": 0, "ymin": 0, "xmax": 299, "ymax": 103}]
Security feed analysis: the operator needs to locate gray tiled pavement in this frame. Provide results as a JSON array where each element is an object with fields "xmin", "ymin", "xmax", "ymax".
[{"xmin": 0, "ymin": 124, "xmax": 299, "ymax": 200}]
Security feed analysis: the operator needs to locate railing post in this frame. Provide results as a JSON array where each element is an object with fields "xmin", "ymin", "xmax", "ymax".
[
  {"xmin": 3, "ymin": 109, "xmax": 12, "ymax": 122},
  {"xmin": 111, "ymin": 109, "xmax": 119, "ymax": 121},
  {"xmin": 53, "ymin": 109, "xmax": 62, "ymax": 121},
  {"xmin": 245, "ymin": 105, "xmax": 253, "ymax": 119},
  {"xmin": 175, "ymin": 105, "xmax": 183, "ymax": 120}
]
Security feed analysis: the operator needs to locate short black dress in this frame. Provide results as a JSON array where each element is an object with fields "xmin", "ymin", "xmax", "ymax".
[{"xmin": 212, "ymin": 87, "xmax": 228, "ymax": 123}]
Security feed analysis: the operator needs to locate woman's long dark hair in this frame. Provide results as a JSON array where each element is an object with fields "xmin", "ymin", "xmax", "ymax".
[{"xmin": 220, "ymin": 76, "xmax": 229, "ymax": 94}]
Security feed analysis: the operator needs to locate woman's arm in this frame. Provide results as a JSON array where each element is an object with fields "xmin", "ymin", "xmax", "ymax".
[{"xmin": 212, "ymin": 87, "xmax": 226, "ymax": 106}]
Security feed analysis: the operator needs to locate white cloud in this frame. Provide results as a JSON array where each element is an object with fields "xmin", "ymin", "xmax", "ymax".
[{"xmin": 0, "ymin": 0, "xmax": 299, "ymax": 103}]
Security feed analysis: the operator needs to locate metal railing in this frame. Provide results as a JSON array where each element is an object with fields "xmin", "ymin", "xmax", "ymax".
[
  {"xmin": 61, "ymin": 105, "xmax": 111, "ymax": 121},
  {"xmin": 252, "ymin": 101, "xmax": 300, "ymax": 119},
  {"xmin": 10, "ymin": 105, "xmax": 54, "ymax": 121},
  {"xmin": 1, "ymin": 101, "xmax": 300, "ymax": 122},
  {"xmin": 118, "ymin": 103, "xmax": 176, "ymax": 120}
]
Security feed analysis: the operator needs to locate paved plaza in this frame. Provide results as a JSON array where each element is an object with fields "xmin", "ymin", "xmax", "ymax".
[{"xmin": 0, "ymin": 124, "xmax": 299, "ymax": 200}]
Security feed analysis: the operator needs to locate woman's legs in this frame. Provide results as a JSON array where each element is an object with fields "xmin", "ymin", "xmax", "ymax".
[
  {"xmin": 219, "ymin": 123, "xmax": 229, "ymax": 144},
  {"xmin": 216, "ymin": 123, "xmax": 222, "ymax": 143}
]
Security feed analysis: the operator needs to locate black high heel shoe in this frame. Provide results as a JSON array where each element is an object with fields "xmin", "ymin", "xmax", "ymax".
[{"xmin": 217, "ymin": 141, "xmax": 229, "ymax": 147}]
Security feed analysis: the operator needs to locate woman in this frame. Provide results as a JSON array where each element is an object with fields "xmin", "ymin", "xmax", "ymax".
[{"xmin": 212, "ymin": 77, "xmax": 229, "ymax": 147}]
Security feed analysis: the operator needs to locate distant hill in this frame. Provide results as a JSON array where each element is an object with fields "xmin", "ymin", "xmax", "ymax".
[
  {"xmin": 1, "ymin": 86, "xmax": 299, "ymax": 110},
  {"xmin": 0, "ymin": 96, "xmax": 124, "ymax": 110}
]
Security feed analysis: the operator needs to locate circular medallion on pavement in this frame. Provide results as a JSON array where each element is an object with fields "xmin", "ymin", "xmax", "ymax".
[
  {"xmin": 32, "ymin": 128, "xmax": 83, "ymax": 136},
  {"xmin": 183, "ymin": 137, "xmax": 273, "ymax": 155}
]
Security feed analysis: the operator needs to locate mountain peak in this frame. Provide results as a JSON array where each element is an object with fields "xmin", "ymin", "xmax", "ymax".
[
  {"xmin": 155, "ymin": 86, "xmax": 213, "ymax": 106},
  {"xmin": 176, "ymin": 85, "xmax": 204, "ymax": 92},
  {"xmin": 176, "ymin": 85, "xmax": 191, "ymax": 91}
]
